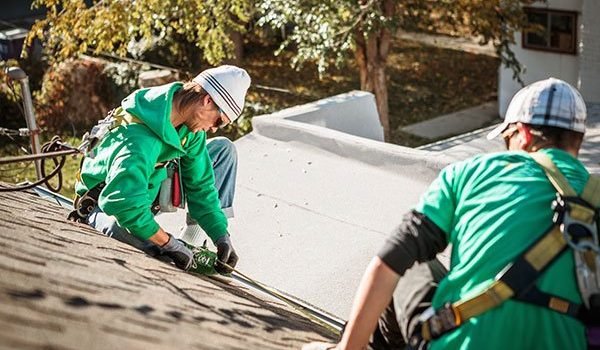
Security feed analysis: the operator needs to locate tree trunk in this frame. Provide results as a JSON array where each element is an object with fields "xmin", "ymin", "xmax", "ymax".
[
  {"xmin": 230, "ymin": 31, "xmax": 244, "ymax": 64},
  {"xmin": 353, "ymin": 0, "xmax": 393, "ymax": 142}
]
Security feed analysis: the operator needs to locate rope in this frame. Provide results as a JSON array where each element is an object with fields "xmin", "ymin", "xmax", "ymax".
[
  {"xmin": 0, "ymin": 136, "xmax": 81, "ymax": 193},
  {"xmin": 40, "ymin": 136, "xmax": 68, "ymax": 192}
]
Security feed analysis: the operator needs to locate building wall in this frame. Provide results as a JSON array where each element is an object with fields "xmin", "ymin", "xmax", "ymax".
[
  {"xmin": 578, "ymin": 0, "xmax": 600, "ymax": 103},
  {"xmin": 498, "ymin": 0, "xmax": 583, "ymax": 116}
]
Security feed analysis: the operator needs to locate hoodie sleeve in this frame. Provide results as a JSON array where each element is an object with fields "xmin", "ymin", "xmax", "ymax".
[
  {"xmin": 180, "ymin": 133, "xmax": 228, "ymax": 243},
  {"xmin": 97, "ymin": 126, "xmax": 162, "ymax": 240}
]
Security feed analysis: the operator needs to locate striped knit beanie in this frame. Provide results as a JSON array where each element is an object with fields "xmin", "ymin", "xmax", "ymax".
[{"xmin": 193, "ymin": 65, "xmax": 251, "ymax": 122}]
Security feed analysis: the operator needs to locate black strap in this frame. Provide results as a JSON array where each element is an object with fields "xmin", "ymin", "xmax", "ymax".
[
  {"xmin": 499, "ymin": 234, "xmax": 569, "ymax": 296},
  {"xmin": 515, "ymin": 286, "xmax": 581, "ymax": 319}
]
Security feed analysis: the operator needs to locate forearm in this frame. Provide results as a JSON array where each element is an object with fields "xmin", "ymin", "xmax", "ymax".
[
  {"xmin": 338, "ymin": 257, "xmax": 400, "ymax": 350},
  {"xmin": 148, "ymin": 227, "xmax": 170, "ymax": 246}
]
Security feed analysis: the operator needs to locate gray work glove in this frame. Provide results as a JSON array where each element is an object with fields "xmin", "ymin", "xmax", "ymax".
[
  {"xmin": 215, "ymin": 234, "xmax": 239, "ymax": 275},
  {"xmin": 159, "ymin": 234, "xmax": 194, "ymax": 271}
]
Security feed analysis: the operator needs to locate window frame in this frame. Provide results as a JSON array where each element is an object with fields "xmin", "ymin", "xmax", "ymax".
[{"xmin": 522, "ymin": 7, "xmax": 578, "ymax": 55}]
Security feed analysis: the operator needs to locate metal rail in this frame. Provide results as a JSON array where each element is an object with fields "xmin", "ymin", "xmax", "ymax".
[
  {"xmin": 230, "ymin": 271, "xmax": 345, "ymax": 333},
  {"xmin": 0, "ymin": 149, "xmax": 79, "ymax": 165}
]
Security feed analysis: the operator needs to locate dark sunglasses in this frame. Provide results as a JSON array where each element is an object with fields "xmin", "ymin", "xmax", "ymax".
[{"xmin": 213, "ymin": 107, "xmax": 227, "ymax": 128}]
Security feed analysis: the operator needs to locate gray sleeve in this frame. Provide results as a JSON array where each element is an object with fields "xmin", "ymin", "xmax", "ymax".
[{"xmin": 377, "ymin": 210, "xmax": 448, "ymax": 276}]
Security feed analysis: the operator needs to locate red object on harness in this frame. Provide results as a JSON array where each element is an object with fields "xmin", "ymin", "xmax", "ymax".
[{"xmin": 172, "ymin": 168, "xmax": 181, "ymax": 207}]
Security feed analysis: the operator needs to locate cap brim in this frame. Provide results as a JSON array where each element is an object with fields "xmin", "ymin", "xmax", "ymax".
[{"xmin": 486, "ymin": 122, "xmax": 509, "ymax": 140}]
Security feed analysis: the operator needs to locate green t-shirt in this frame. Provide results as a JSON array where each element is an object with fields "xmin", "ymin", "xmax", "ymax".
[{"xmin": 416, "ymin": 149, "xmax": 589, "ymax": 350}]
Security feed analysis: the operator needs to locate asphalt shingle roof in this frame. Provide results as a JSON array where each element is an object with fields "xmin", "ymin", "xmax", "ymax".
[{"xmin": 0, "ymin": 187, "xmax": 336, "ymax": 350}]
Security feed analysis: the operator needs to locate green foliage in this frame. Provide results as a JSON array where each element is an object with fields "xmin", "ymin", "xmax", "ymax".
[
  {"xmin": 257, "ymin": 0, "xmax": 357, "ymax": 75},
  {"xmin": 257, "ymin": 0, "xmax": 534, "ymax": 80},
  {"xmin": 102, "ymin": 61, "xmax": 143, "ymax": 101},
  {"xmin": 0, "ymin": 59, "xmax": 23, "ymax": 105},
  {"xmin": 26, "ymin": 0, "xmax": 254, "ymax": 66}
]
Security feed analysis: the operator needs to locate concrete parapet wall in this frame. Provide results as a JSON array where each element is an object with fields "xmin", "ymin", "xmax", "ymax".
[
  {"xmin": 262, "ymin": 91, "xmax": 384, "ymax": 142},
  {"xmin": 252, "ymin": 91, "xmax": 458, "ymax": 181}
]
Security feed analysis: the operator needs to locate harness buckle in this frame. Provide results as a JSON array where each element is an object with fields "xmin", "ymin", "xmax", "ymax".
[
  {"xmin": 421, "ymin": 303, "xmax": 461, "ymax": 340},
  {"xmin": 553, "ymin": 194, "xmax": 599, "ymax": 252},
  {"xmin": 553, "ymin": 194, "xmax": 600, "ymax": 309}
]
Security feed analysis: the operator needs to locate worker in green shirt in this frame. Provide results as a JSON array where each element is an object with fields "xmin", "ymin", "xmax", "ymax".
[
  {"xmin": 74, "ymin": 65, "xmax": 250, "ymax": 274},
  {"xmin": 305, "ymin": 77, "xmax": 594, "ymax": 349}
]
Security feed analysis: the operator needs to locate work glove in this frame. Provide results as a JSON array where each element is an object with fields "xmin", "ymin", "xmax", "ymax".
[
  {"xmin": 159, "ymin": 233, "xmax": 194, "ymax": 271},
  {"xmin": 215, "ymin": 234, "xmax": 239, "ymax": 275}
]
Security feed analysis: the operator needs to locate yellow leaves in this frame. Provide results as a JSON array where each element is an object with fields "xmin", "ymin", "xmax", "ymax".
[{"xmin": 28, "ymin": 0, "xmax": 253, "ymax": 68}]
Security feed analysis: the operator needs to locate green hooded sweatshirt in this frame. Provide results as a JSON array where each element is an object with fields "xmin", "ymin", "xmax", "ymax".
[{"xmin": 75, "ymin": 82, "xmax": 227, "ymax": 242}]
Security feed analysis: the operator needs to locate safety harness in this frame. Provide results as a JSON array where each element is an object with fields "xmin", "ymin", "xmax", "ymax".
[{"xmin": 417, "ymin": 152, "xmax": 600, "ymax": 342}]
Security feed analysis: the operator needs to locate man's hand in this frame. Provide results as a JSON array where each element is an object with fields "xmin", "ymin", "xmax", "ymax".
[
  {"xmin": 215, "ymin": 234, "xmax": 239, "ymax": 274},
  {"xmin": 159, "ymin": 233, "xmax": 194, "ymax": 270}
]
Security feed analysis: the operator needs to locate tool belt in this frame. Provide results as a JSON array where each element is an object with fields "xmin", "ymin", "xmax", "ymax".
[
  {"xmin": 415, "ymin": 152, "xmax": 600, "ymax": 344},
  {"xmin": 157, "ymin": 159, "xmax": 185, "ymax": 213}
]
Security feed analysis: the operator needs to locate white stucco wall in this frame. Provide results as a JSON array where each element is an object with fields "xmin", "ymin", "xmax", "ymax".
[
  {"xmin": 498, "ymin": 0, "xmax": 583, "ymax": 116},
  {"xmin": 262, "ymin": 90, "xmax": 385, "ymax": 142},
  {"xmin": 579, "ymin": 0, "xmax": 600, "ymax": 103}
]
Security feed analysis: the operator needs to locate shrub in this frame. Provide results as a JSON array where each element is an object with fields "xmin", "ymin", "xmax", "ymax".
[{"xmin": 34, "ymin": 58, "xmax": 114, "ymax": 135}]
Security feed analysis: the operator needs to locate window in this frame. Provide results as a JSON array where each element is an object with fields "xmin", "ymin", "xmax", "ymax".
[{"xmin": 523, "ymin": 8, "xmax": 577, "ymax": 55}]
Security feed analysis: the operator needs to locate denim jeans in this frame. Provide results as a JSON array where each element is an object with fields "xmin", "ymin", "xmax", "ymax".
[{"xmin": 85, "ymin": 137, "xmax": 237, "ymax": 251}]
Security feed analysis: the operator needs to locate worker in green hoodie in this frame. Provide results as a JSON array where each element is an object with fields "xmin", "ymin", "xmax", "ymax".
[{"xmin": 73, "ymin": 65, "xmax": 251, "ymax": 274}]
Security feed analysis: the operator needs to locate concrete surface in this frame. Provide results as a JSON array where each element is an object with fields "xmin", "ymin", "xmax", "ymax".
[
  {"xmin": 158, "ymin": 94, "xmax": 600, "ymax": 321},
  {"xmin": 421, "ymin": 103, "xmax": 600, "ymax": 175},
  {"xmin": 230, "ymin": 98, "xmax": 600, "ymax": 319},
  {"xmin": 401, "ymin": 101, "xmax": 499, "ymax": 140},
  {"xmin": 0, "ymin": 188, "xmax": 336, "ymax": 350},
  {"xmin": 396, "ymin": 31, "xmax": 496, "ymax": 57},
  {"xmin": 157, "ymin": 93, "xmax": 457, "ymax": 320}
]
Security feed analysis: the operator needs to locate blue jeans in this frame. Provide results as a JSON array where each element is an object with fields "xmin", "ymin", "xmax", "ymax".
[{"xmin": 85, "ymin": 137, "xmax": 237, "ymax": 252}]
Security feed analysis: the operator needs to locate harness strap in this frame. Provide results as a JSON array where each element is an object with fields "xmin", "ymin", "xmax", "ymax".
[
  {"xmin": 531, "ymin": 152, "xmax": 600, "ymax": 207},
  {"xmin": 421, "ymin": 225, "xmax": 569, "ymax": 340},
  {"xmin": 581, "ymin": 175, "xmax": 600, "ymax": 207},
  {"xmin": 529, "ymin": 152, "xmax": 576, "ymax": 197}
]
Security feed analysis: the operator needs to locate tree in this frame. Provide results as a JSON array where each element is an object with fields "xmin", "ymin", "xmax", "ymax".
[
  {"xmin": 257, "ymin": 0, "xmax": 535, "ymax": 141},
  {"xmin": 26, "ymin": 0, "xmax": 253, "ymax": 67}
]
